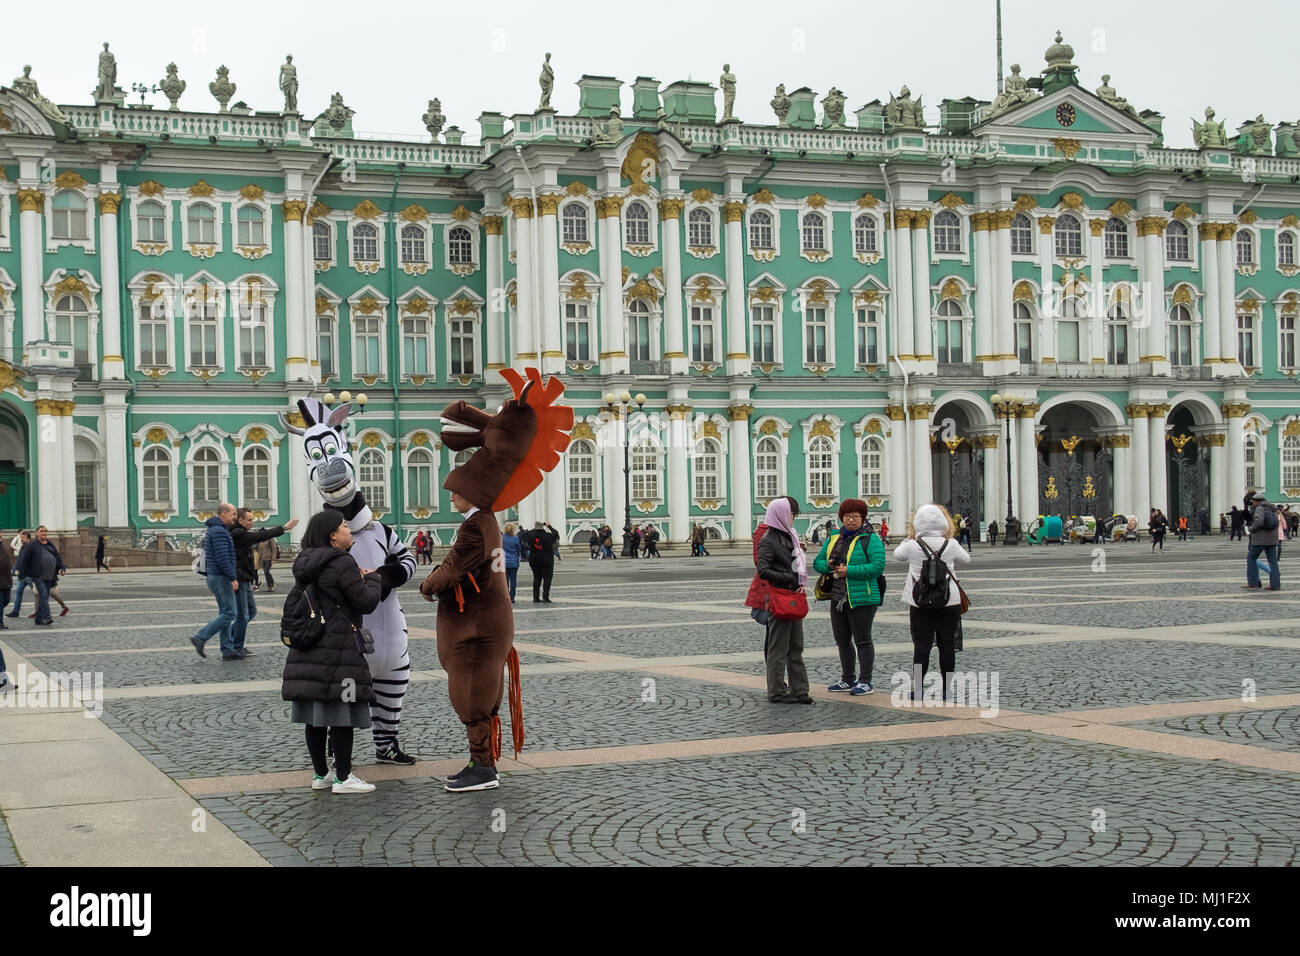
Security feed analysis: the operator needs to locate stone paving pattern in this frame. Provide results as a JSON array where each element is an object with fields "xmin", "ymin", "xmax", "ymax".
[{"xmin": 1128, "ymin": 707, "xmax": 1300, "ymax": 753}]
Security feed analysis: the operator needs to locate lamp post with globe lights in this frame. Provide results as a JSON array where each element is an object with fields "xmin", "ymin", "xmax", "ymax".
[{"xmin": 603, "ymin": 390, "xmax": 647, "ymax": 556}]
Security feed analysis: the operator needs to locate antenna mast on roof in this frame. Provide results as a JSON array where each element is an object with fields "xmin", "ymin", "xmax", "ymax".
[{"xmin": 996, "ymin": 0, "xmax": 1004, "ymax": 94}]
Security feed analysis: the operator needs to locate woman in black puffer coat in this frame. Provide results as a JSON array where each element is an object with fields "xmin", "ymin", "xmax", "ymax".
[{"xmin": 282, "ymin": 510, "xmax": 383, "ymax": 794}]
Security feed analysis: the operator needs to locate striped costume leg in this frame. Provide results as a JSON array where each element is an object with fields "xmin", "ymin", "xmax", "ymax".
[{"xmin": 369, "ymin": 634, "xmax": 411, "ymax": 752}]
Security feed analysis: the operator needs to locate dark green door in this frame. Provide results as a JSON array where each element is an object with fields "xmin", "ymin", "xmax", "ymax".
[{"xmin": 0, "ymin": 468, "xmax": 28, "ymax": 530}]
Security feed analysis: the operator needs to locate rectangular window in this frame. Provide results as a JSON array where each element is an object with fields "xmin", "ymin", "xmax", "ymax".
[
  {"xmin": 317, "ymin": 314, "xmax": 334, "ymax": 378},
  {"xmin": 402, "ymin": 317, "xmax": 429, "ymax": 375},
  {"xmin": 855, "ymin": 307, "xmax": 879, "ymax": 365},
  {"xmin": 1169, "ymin": 325, "xmax": 1193, "ymax": 366},
  {"xmin": 1237, "ymin": 312, "xmax": 1255, "ymax": 368},
  {"xmin": 450, "ymin": 318, "xmax": 475, "ymax": 375},
  {"xmin": 751, "ymin": 305, "xmax": 775, "ymax": 363},
  {"xmin": 354, "ymin": 315, "xmax": 381, "ymax": 376},
  {"xmin": 238, "ymin": 304, "xmax": 267, "ymax": 368},
  {"xmin": 627, "ymin": 308, "xmax": 651, "ymax": 362},
  {"xmin": 1058, "ymin": 320, "xmax": 1080, "ymax": 362},
  {"xmin": 804, "ymin": 307, "xmax": 827, "ymax": 363},
  {"xmin": 564, "ymin": 302, "xmax": 591, "ymax": 362},
  {"xmin": 188, "ymin": 300, "xmax": 219, "ymax": 367},
  {"xmin": 140, "ymin": 302, "xmax": 169, "ymax": 367},
  {"xmin": 1015, "ymin": 320, "xmax": 1032, "ymax": 363},
  {"xmin": 1107, "ymin": 323, "xmax": 1128, "ymax": 364},
  {"xmin": 75, "ymin": 462, "xmax": 96, "ymax": 513},
  {"xmin": 937, "ymin": 320, "xmax": 964, "ymax": 363},
  {"xmin": 1281, "ymin": 315, "xmax": 1297, "ymax": 369},
  {"xmin": 407, "ymin": 461, "xmax": 433, "ymax": 509},
  {"xmin": 690, "ymin": 306, "xmax": 714, "ymax": 362},
  {"xmin": 808, "ymin": 450, "xmax": 834, "ymax": 498}
]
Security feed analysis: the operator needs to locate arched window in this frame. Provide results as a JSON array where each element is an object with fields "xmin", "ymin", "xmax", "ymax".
[
  {"xmin": 312, "ymin": 221, "xmax": 332, "ymax": 261},
  {"xmin": 749, "ymin": 209, "xmax": 773, "ymax": 250},
  {"xmin": 933, "ymin": 210, "xmax": 962, "ymax": 253},
  {"xmin": 1166, "ymin": 220, "xmax": 1190, "ymax": 261},
  {"xmin": 236, "ymin": 206, "xmax": 265, "ymax": 246},
  {"xmin": 448, "ymin": 225, "xmax": 473, "ymax": 264},
  {"xmin": 406, "ymin": 447, "xmax": 435, "ymax": 510},
  {"xmin": 1053, "ymin": 214, "xmax": 1083, "ymax": 258},
  {"xmin": 242, "ymin": 445, "xmax": 271, "ymax": 507},
  {"xmin": 138, "ymin": 199, "xmax": 167, "ymax": 243},
  {"xmin": 807, "ymin": 435, "xmax": 835, "ymax": 498},
  {"xmin": 567, "ymin": 439, "xmax": 596, "ymax": 502},
  {"xmin": 358, "ymin": 447, "xmax": 387, "ymax": 511},
  {"xmin": 1104, "ymin": 217, "xmax": 1129, "ymax": 258},
  {"xmin": 353, "ymin": 222, "xmax": 379, "ymax": 262},
  {"xmin": 935, "ymin": 298, "xmax": 963, "ymax": 363},
  {"xmin": 801, "ymin": 212, "xmax": 826, "ymax": 251},
  {"xmin": 1279, "ymin": 232, "xmax": 1296, "ymax": 268},
  {"xmin": 1106, "ymin": 301, "xmax": 1129, "ymax": 364},
  {"xmin": 1013, "ymin": 300, "xmax": 1033, "ymax": 363},
  {"xmin": 625, "ymin": 201, "xmax": 650, "ymax": 245},
  {"xmin": 1236, "ymin": 230, "xmax": 1255, "ymax": 266},
  {"xmin": 755, "ymin": 436, "xmax": 781, "ymax": 499},
  {"xmin": 52, "ymin": 190, "xmax": 88, "ymax": 240},
  {"xmin": 1244, "ymin": 432, "xmax": 1260, "ymax": 489},
  {"xmin": 630, "ymin": 439, "xmax": 659, "ymax": 499},
  {"xmin": 1010, "ymin": 213, "xmax": 1034, "ymax": 255},
  {"xmin": 561, "ymin": 202, "xmax": 588, "ymax": 244},
  {"xmin": 187, "ymin": 202, "xmax": 216, "ymax": 244},
  {"xmin": 688, "ymin": 208, "xmax": 713, "ymax": 247},
  {"xmin": 1283, "ymin": 435, "xmax": 1300, "ymax": 489},
  {"xmin": 400, "ymin": 224, "xmax": 426, "ymax": 263},
  {"xmin": 693, "ymin": 439, "xmax": 721, "ymax": 500},
  {"xmin": 1168, "ymin": 303, "xmax": 1194, "ymax": 365},
  {"xmin": 853, "ymin": 215, "xmax": 877, "ymax": 255},
  {"xmin": 860, "ymin": 437, "xmax": 884, "ymax": 497},
  {"xmin": 1058, "ymin": 296, "xmax": 1081, "ymax": 362},
  {"xmin": 627, "ymin": 300, "xmax": 651, "ymax": 362},
  {"xmin": 142, "ymin": 446, "xmax": 172, "ymax": 508},
  {"xmin": 453, "ymin": 449, "xmax": 472, "ymax": 469},
  {"xmin": 52, "ymin": 294, "xmax": 91, "ymax": 374},
  {"xmin": 192, "ymin": 447, "xmax": 222, "ymax": 509}
]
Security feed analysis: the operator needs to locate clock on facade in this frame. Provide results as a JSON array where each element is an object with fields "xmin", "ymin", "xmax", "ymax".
[{"xmin": 1056, "ymin": 103, "xmax": 1076, "ymax": 127}]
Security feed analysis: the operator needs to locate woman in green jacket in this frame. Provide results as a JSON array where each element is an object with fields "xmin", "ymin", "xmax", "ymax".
[{"xmin": 813, "ymin": 498, "xmax": 886, "ymax": 695}]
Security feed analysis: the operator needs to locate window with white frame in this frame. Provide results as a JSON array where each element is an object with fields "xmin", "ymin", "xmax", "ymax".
[
  {"xmin": 406, "ymin": 448, "xmax": 435, "ymax": 510},
  {"xmin": 804, "ymin": 304, "xmax": 828, "ymax": 364},
  {"xmin": 187, "ymin": 202, "xmax": 216, "ymax": 244},
  {"xmin": 1104, "ymin": 217, "xmax": 1129, "ymax": 258},
  {"xmin": 1237, "ymin": 309, "xmax": 1256, "ymax": 367},
  {"xmin": 631, "ymin": 439, "xmax": 659, "ymax": 499},
  {"xmin": 139, "ymin": 299, "xmax": 169, "ymax": 367},
  {"xmin": 448, "ymin": 226, "xmax": 473, "ymax": 264},
  {"xmin": 52, "ymin": 294, "xmax": 91, "ymax": 373},
  {"xmin": 853, "ymin": 215, "xmax": 877, "ymax": 255},
  {"xmin": 75, "ymin": 461, "xmax": 96, "ymax": 514},
  {"xmin": 236, "ymin": 298, "xmax": 268, "ymax": 368},
  {"xmin": 1236, "ymin": 230, "xmax": 1256, "ymax": 266},
  {"xmin": 353, "ymin": 223, "xmax": 379, "ymax": 262},
  {"xmin": 241, "ymin": 445, "xmax": 271, "ymax": 507},
  {"xmin": 187, "ymin": 292, "xmax": 219, "ymax": 367},
  {"xmin": 1284, "ymin": 434, "xmax": 1300, "ymax": 488},
  {"xmin": 561, "ymin": 202, "xmax": 588, "ymax": 244},
  {"xmin": 400, "ymin": 224, "xmax": 426, "ymax": 263},
  {"xmin": 1014, "ymin": 301, "xmax": 1034, "ymax": 363},
  {"xmin": 751, "ymin": 304, "xmax": 776, "ymax": 363},
  {"xmin": 1281, "ymin": 311, "xmax": 1297, "ymax": 368},
  {"xmin": 855, "ymin": 305, "xmax": 880, "ymax": 365},
  {"xmin": 688, "ymin": 208, "xmax": 713, "ymax": 248},
  {"xmin": 1244, "ymin": 432, "xmax": 1259, "ymax": 488},
  {"xmin": 801, "ymin": 212, "xmax": 826, "ymax": 252},
  {"xmin": 137, "ymin": 200, "xmax": 168, "ymax": 243},
  {"xmin": 316, "ymin": 310, "xmax": 336, "ymax": 379},
  {"xmin": 1166, "ymin": 220, "xmax": 1190, "ymax": 261},
  {"xmin": 313, "ymin": 221, "xmax": 332, "ymax": 262},
  {"xmin": 191, "ymin": 447, "xmax": 223, "ymax": 510},
  {"xmin": 402, "ymin": 315, "xmax": 430, "ymax": 375},
  {"xmin": 628, "ymin": 300, "xmax": 651, "ymax": 361},
  {"xmin": 749, "ymin": 209, "xmax": 774, "ymax": 250},
  {"xmin": 1058, "ymin": 297, "xmax": 1082, "ymax": 362},
  {"xmin": 933, "ymin": 210, "xmax": 962, "ymax": 254},
  {"xmin": 860, "ymin": 437, "xmax": 884, "ymax": 497},
  {"xmin": 567, "ymin": 439, "xmax": 597, "ymax": 502},
  {"xmin": 1168, "ymin": 304, "xmax": 1194, "ymax": 365},
  {"xmin": 1279, "ymin": 232, "xmax": 1296, "ymax": 268},
  {"xmin": 755, "ymin": 436, "xmax": 781, "ymax": 499},
  {"xmin": 625, "ymin": 201, "xmax": 650, "ymax": 245},
  {"xmin": 449, "ymin": 317, "xmax": 476, "ymax": 375},
  {"xmin": 1054, "ymin": 214, "xmax": 1083, "ymax": 258},
  {"xmin": 935, "ymin": 299, "xmax": 964, "ymax": 362},
  {"xmin": 693, "ymin": 439, "xmax": 721, "ymax": 500},
  {"xmin": 358, "ymin": 447, "xmax": 387, "ymax": 511},
  {"xmin": 1106, "ymin": 302, "xmax": 1129, "ymax": 364},
  {"xmin": 236, "ymin": 206, "xmax": 265, "ymax": 247},
  {"xmin": 564, "ymin": 301, "xmax": 592, "ymax": 361},
  {"xmin": 142, "ymin": 446, "xmax": 172, "ymax": 508},
  {"xmin": 807, "ymin": 436, "xmax": 835, "ymax": 498},
  {"xmin": 353, "ymin": 313, "xmax": 382, "ymax": 375},
  {"xmin": 690, "ymin": 305, "xmax": 715, "ymax": 362},
  {"xmin": 1010, "ymin": 213, "xmax": 1034, "ymax": 255},
  {"xmin": 52, "ymin": 190, "xmax": 88, "ymax": 240}
]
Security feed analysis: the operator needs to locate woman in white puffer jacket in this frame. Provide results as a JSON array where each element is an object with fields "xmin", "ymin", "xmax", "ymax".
[{"xmin": 893, "ymin": 504, "xmax": 970, "ymax": 700}]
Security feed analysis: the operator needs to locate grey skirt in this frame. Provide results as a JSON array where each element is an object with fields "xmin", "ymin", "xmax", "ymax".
[{"xmin": 291, "ymin": 699, "xmax": 372, "ymax": 728}]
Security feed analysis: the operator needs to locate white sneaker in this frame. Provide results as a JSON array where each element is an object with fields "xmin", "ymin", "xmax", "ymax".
[
  {"xmin": 332, "ymin": 773, "xmax": 376, "ymax": 794},
  {"xmin": 310, "ymin": 771, "xmax": 336, "ymax": 791}
]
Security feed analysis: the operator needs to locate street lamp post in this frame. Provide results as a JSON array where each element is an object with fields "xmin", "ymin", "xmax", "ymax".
[
  {"xmin": 991, "ymin": 393, "xmax": 1021, "ymax": 545},
  {"xmin": 604, "ymin": 390, "xmax": 647, "ymax": 557}
]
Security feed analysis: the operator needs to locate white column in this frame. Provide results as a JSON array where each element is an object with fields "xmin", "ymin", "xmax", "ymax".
[
  {"xmin": 892, "ymin": 213, "xmax": 914, "ymax": 357},
  {"xmin": 660, "ymin": 199, "xmax": 687, "ymax": 373},
  {"xmin": 597, "ymin": 197, "xmax": 627, "ymax": 374},
  {"xmin": 1200, "ymin": 224, "xmax": 1221, "ymax": 364},
  {"xmin": 1139, "ymin": 220, "xmax": 1168, "ymax": 363},
  {"xmin": 1038, "ymin": 217, "xmax": 1056, "ymax": 360},
  {"xmin": 1148, "ymin": 404, "xmax": 1169, "ymax": 517},
  {"xmin": 1207, "ymin": 434, "xmax": 1229, "ymax": 523},
  {"xmin": 18, "ymin": 189, "xmax": 45, "ymax": 346},
  {"xmin": 538, "ymin": 194, "xmax": 564, "ymax": 376},
  {"xmin": 287, "ymin": 402, "xmax": 314, "ymax": 547},
  {"xmin": 36, "ymin": 400, "xmax": 58, "ymax": 528},
  {"xmin": 510, "ymin": 198, "xmax": 535, "ymax": 368},
  {"xmin": 282, "ymin": 199, "xmax": 310, "ymax": 383},
  {"xmin": 545, "ymin": 467, "xmax": 566, "ymax": 540},
  {"xmin": 1088, "ymin": 219, "xmax": 1106, "ymax": 363},
  {"xmin": 993, "ymin": 211, "xmax": 1014, "ymax": 360},
  {"xmin": 979, "ymin": 437, "xmax": 998, "ymax": 536},
  {"xmin": 888, "ymin": 410, "xmax": 909, "ymax": 532},
  {"xmin": 1111, "ymin": 439, "xmax": 1132, "ymax": 521},
  {"xmin": 103, "ymin": 392, "xmax": 129, "ymax": 527},
  {"xmin": 1217, "ymin": 228, "xmax": 1237, "ymax": 365},
  {"xmin": 728, "ymin": 403, "xmax": 753, "ymax": 540},
  {"xmin": 97, "ymin": 188, "xmax": 125, "ymax": 379},
  {"xmin": 724, "ymin": 201, "xmax": 749, "ymax": 375},
  {"xmin": 910, "ymin": 404, "xmax": 933, "ymax": 507},
  {"xmin": 666, "ymin": 403, "xmax": 691, "ymax": 546},
  {"xmin": 1225, "ymin": 406, "xmax": 1247, "ymax": 509},
  {"xmin": 484, "ymin": 215, "xmax": 505, "ymax": 369},
  {"xmin": 1018, "ymin": 412, "xmax": 1038, "ymax": 523},
  {"xmin": 911, "ymin": 214, "xmax": 931, "ymax": 360},
  {"xmin": 604, "ymin": 413, "xmax": 627, "ymax": 540},
  {"xmin": 972, "ymin": 215, "xmax": 993, "ymax": 362},
  {"xmin": 59, "ymin": 405, "xmax": 76, "ymax": 531},
  {"xmin": 303, "ymin": 206, "xmax": 319, "ymax": 382},
  {"xmin": 1128, "ymin": 408, "xmax": 1151, "ymax": 528}
]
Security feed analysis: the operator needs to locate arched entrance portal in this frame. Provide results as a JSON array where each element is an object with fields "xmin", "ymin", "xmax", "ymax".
[
  {"xmin": 1165, "ymin": 405, "xmax": 1210, "ymax": 525},
  {"xmin": 1037, "ymin": 403, "xmax": 1113, "ymax": 519},
  {"xmin": 0, "ymin": 402, "xmax": 30, "ymax": 529},
  {"xmin": 931, "ymin": 402, "xmax": 985, "ymax": 529}
]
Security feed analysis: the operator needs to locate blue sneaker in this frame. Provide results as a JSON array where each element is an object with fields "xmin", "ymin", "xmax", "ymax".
[
  {"xmin": 850, "ymin": 681, "xmax": 874, "ymax": 696},
  {"xmin": 827, "ymin": 681, "xmax": 853, "ymax": 692}
]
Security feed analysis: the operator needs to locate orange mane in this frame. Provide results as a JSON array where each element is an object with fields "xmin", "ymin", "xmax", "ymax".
[{"xmin": 492, "ymin": 368, "xmax": 574, "ymax": 511}]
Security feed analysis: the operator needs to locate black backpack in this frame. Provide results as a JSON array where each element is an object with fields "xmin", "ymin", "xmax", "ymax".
[
  {"xmin": 912, "ymin": 539, "xmax": 951, "ymax": 609},
  {"xmin": 280, "ymin": 580, "xmax": 331, "ymax": 650},
  {"xmin": 1261, "ymin": 508, "xmax": 1279, "ymax": 532}
]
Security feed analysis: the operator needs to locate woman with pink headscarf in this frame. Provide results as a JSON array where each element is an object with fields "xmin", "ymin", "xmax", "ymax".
[{"xmin": 754, "ymin": 496, "xmax": 811, "ymax": 704}]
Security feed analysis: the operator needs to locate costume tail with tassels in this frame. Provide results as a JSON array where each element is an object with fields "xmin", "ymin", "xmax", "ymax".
[{"xmin": 489, "ymin": 647, "xmax": 525, "ymax": 761}]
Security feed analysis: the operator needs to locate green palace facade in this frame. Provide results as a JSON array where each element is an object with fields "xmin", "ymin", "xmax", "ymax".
[{"xmin": 1, "ymin": 33, "xmax": 1299, "ymax": 548}]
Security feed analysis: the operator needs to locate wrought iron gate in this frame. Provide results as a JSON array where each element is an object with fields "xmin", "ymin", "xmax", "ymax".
[
  {"xmin": 1038, "ymin": 443, "xmax": 1112, "ymax": 518},
  {"xmin": 1170, "ymin": 435, "xmax": 1208, "ymax": 520},
  {"xmin": 949, "ymin": 444, "xmax": 983, "ymax": 529}
]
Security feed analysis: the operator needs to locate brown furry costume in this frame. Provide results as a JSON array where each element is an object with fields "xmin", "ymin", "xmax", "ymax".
[{"xmin": 420, "ymin": 369, "xmax": 573, "ymax": 766}]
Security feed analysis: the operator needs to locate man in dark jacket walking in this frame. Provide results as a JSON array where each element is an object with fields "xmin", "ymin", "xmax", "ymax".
[
  {"xmin": 191, "ymin": 504, "xmax": 241, "ymax": 659},
  {"xmin": 229, "ymin": 508, "xmax": 298, "ymax": 658},
  {"xmin": 1244, "ymin": 491, "xmax": 1281, "ymax": 591},
  {"xmin": 14, "ymin": 526, "xmax": 64, "ymax": 626},
  {"xmin": 527, "ymin": 521, "xmax": 559, "ymax": 603}
]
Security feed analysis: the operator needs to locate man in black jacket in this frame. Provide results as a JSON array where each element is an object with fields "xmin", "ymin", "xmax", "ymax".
[
  {"xmin": 527, "ymin": 521, "xmax": 559, "ymax": 603},
  {"xmin": 14, "ymin": 526, "xmax": 64, "ymax": 626},
  {"xmin": 230, "ymin": 508, "xmax": 298, "ymax": 657}
]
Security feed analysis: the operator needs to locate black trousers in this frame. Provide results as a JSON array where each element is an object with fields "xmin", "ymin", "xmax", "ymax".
[
  {"xmin": 530, "ymin": 559, "xmax": 554, "ymax": 600},
  {"xmin": 829, "ymin": 601, "xmax": 877, "ymax": 685},
  {"xmin": 909, "ymin": 605, "xmax": 960, "ymax": 694},
  {"xmin": 305, "ymin": 725, "xmax": 354, "ymax": 779}
]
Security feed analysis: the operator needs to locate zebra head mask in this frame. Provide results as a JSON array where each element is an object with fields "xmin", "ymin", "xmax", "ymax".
[{"xmin": 279, "ymin": 397, "xmax": 358, "ymax": 506}]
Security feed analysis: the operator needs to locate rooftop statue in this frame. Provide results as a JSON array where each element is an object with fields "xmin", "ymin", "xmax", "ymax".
[
  {"xmin": 1239, "ymin": 114, "xmax": 1272, "ymax": 155},
  {"xmin": 720, "ymin": 64, "xmax": 736, "ymax": 121},
  {"xmin": 987, "ymin": 63, "xmax": 1036, "ymax": 117},
  {"xmin": 159, "ymin": 62, "xmax": 186, "ymax": 110},
  {"xmin": 1095, "ymin": 74, "xmax": 1138, "ymax": 119},
  {"xmin": 886, "ymin": 85, "xmax": 924, "ymax": 129},
  {"xmin": 279, "ymin": 55, "xmax": 298, "ymax": 114},
  {"xmin": 209, "ymin": 65, "xmax": 236, "ymax": 113},
  {"xmin": 96, "ymin": 42, "xmax": 117, "ymax": 101},
  {"xmin": 592, "ymin": 105, "xmax": 624, "ymax": 145},
  {"xmin": 1192, "ymin": 107, "xmax": 1227, "ymax": 149},
  {"xmin": 770, "ymin": 83, "xmax": 791, "ymax": 127},
  {"xmin": 11, "ymin": 65, "xmax": 67, "ymax": 123},
  {"xmin": 821, "ymin": 86, "xmax": 846, "ymax": 129},
  {"xmin": 538, "ymin": 53, "xmax": 554, "ymax": 110},
  {"xmin": 422, "ymin": 98, "xmax": 445, "ymax": 142},
  {"xmin": 323, "ymin": 92, "xmax": 353, "ymax": 130}
]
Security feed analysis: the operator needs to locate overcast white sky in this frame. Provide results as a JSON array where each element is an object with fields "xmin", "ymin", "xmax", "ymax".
[{"xmin": 11, "ymin": 0, "xmax": 1298, "ymax": 148}]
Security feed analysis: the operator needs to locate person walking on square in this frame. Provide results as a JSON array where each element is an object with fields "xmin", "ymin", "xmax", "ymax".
[
  {"xmin": 878, "ymin": 517, "xmax": 890, "ymax": 546},
  {"xmin": 1243, "ymin": 492, "xmax": 1282, "ymax": 590},
  {"xmin": 987, "ymin": 519, "xmax": 999, "ymax": 546},
  {"xmin": 1149, "ymin": 509, "xmax": 1168, "ymax": 552},
  {"xmin": 601, "ymin": 525, "xmax": 615, "ymax": 560},
  {"xmin": 751, "ymin": 496, "xmax": 811, "ymax": 704},
  {"xmin": 629, "ymin": 525, "xmax": 641, "ymax": 559},
  {"xmin": 0, "ymin": 535, "xmax": 14, "ymax": 642},
  {"xmin": 256, "ymin": 537, "xmax": 280, "ymax": 592},
  {"xmin": 94, "ymin": 534, "xmax": 111, "ymax": 572},
  {"xmin": 814, "ymin": 498, "xmax": 885, "ymax": 696},
  {"xmin": 282, "ymin": 509, "xmax": 383, "ymax": 794},
  {"xmin": 190, "ymin": 504, "xmax": 241, "ymax": 658},
  {"xmin": 645, "ymin": 524, "xmax": 661, "ymax": 558},
  {"xmin": 894, "ymin": 504, "xmax": 970, "ymax": 701},
  {"xmin": 502, "ymin": 521, "xmax": 521, "ymax": 603},
  {"xmin": 526, "ymin": 521, "xmax": 559, "ymax": 602},
  {"xmin": 14, "ymin": 526, "xmax": 65, "ymax": 627},
  {"xmin": 1177, "ymin": 514, "xmax": 1188, "ymax": 542},
  {"xmin": 230, "ymin": 508, "xmax": 298, "ymax": 658},
  {"xmin": 6, "ymin": 530, "xmax": 31, "ymax": 618}
]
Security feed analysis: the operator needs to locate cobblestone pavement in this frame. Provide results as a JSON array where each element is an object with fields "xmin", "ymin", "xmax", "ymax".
[{"xmin": 2, "ymin": 544, "xmax": 1297, "ymax": 866}]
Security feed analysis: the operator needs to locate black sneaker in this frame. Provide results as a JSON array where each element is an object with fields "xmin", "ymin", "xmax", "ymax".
[
  {"xmin": 4, "ymin": 612, "xmax": 17, "ymax": 618},
  {"xmin": 376, "ymin": 745, "xmax": 416, "ymax": 765},
  {"xmin": 191, "ymin": 636, "xmax": 206, "ymax": 658},
  {"xmin": 445, "ymin": 761, "xmax": 475, "ymax": 784},
  {"xmin": 445, "ymin": 762, "xmax": 499, "ymax": 792},
  {"xmin": 236, "ymin": 648, "xmax": 255, "ymax": 658},
  {"xmin": 221, "ymin": 654, "xmax": 244, "ymax": 661}
]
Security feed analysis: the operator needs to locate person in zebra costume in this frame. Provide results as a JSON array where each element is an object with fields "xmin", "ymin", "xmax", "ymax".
[{"xmin": 281, "ymin": 396, "xmax": 419, "ymax": 765}]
